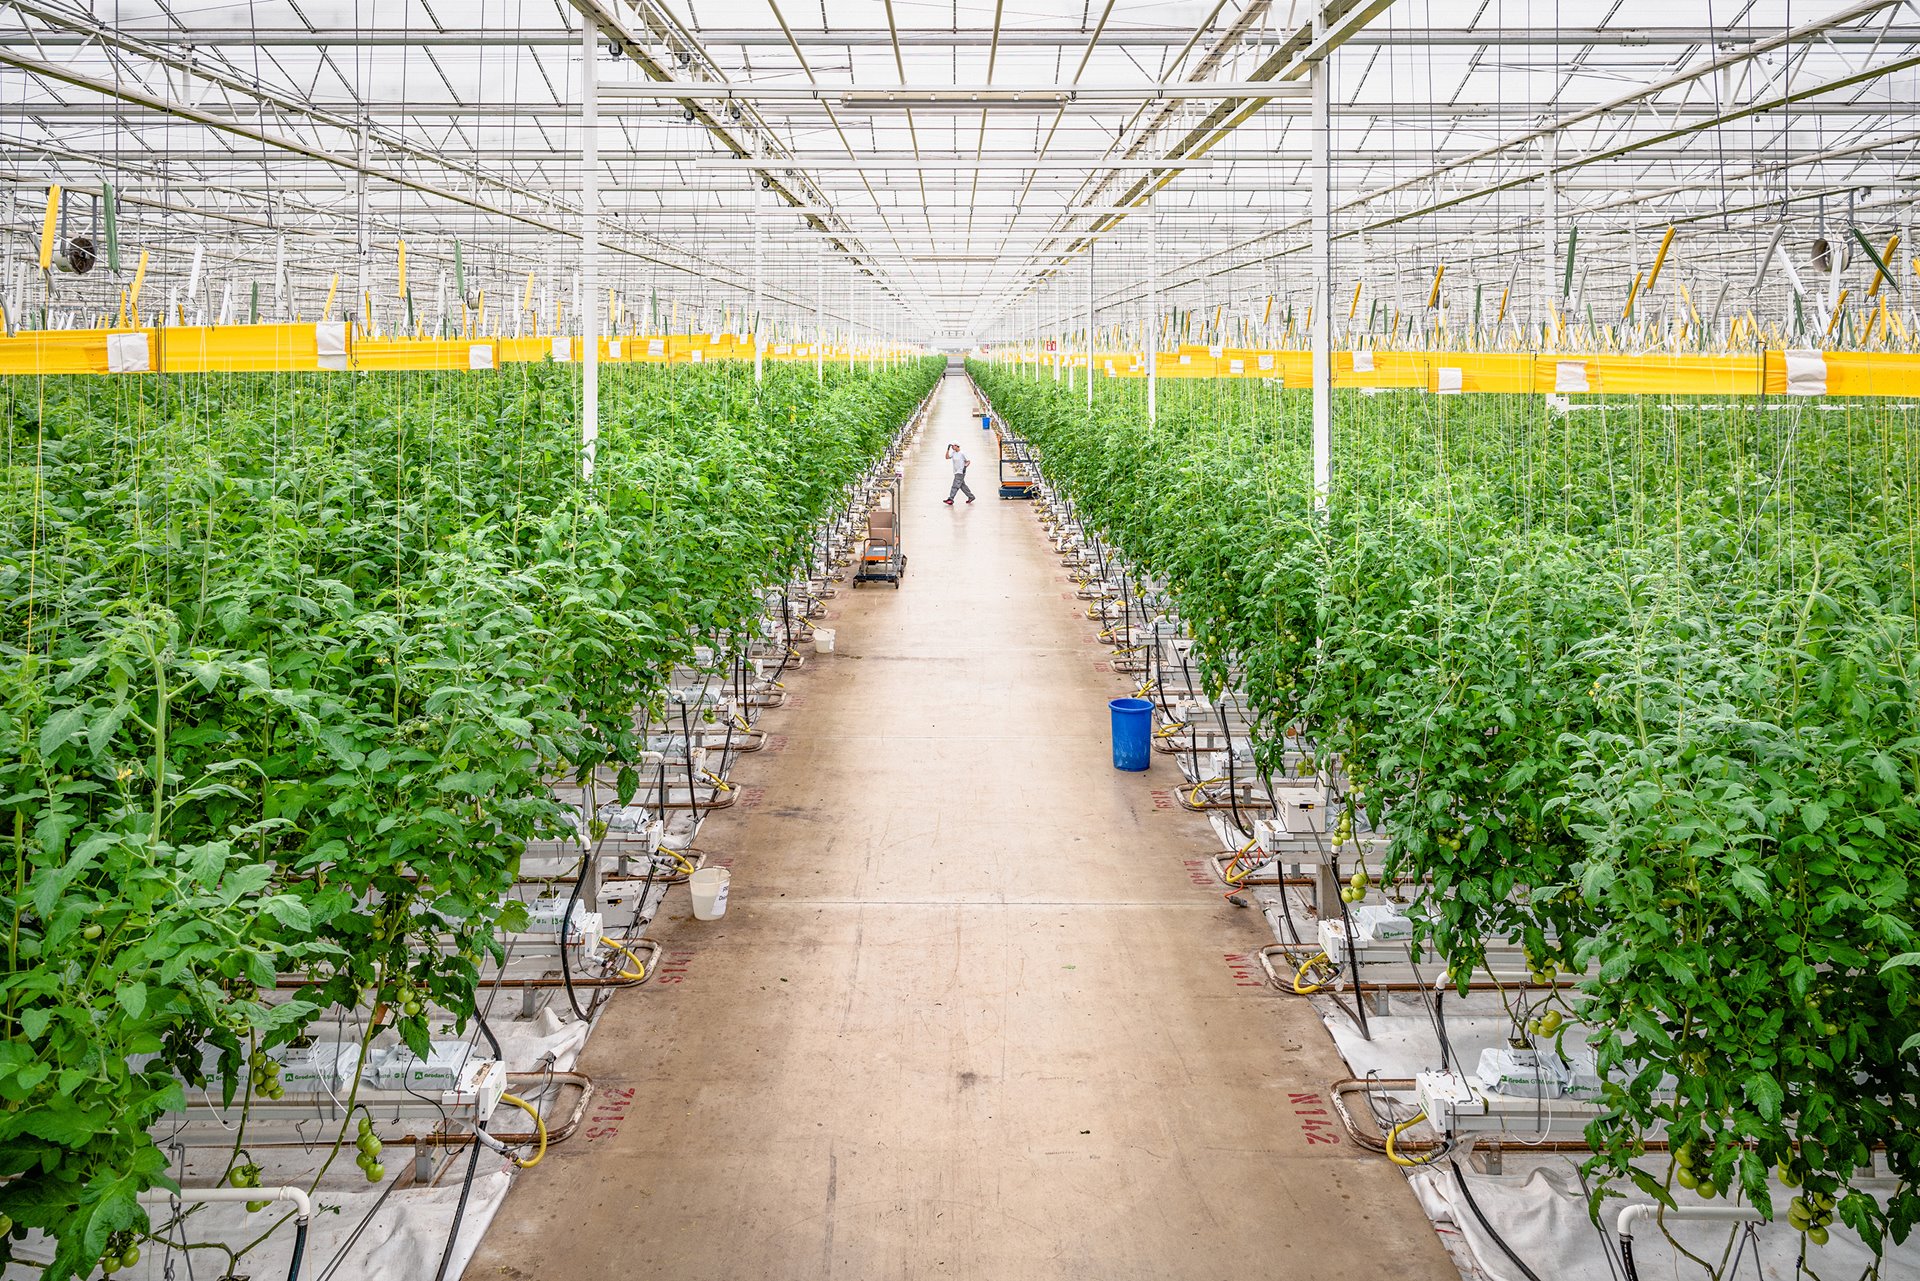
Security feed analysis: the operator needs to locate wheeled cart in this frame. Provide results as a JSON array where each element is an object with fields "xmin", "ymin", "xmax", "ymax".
[
  {"xmin": 997, "ymin": 428, "xmax": 1037, "ymax": 499},
  {"xmin": 852, "ymin": 472, "xmax": 907, "ymax": 587}
]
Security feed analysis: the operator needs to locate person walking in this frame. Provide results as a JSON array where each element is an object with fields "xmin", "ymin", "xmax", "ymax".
[{"xmin": 944, "ymin": 443, "xmax": 976, "ymax": 505}]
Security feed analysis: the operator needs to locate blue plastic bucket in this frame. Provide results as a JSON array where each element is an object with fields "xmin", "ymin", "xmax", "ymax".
[
  {"xmin": 979, "ymin": 412, "xmax": 993, "ymax": 431},
  {"xmin": 1109, "ymin": 697, "xmax": 1153, "ymax": 772}
]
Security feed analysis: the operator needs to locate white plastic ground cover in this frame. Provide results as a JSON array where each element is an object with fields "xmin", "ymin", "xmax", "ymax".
[
  {"xmin": 1292, "ymin": 944, "xmax": 1920, "ymax": 1281},
  {"xmin": 4, "ymin": 1015, "xmax": 592, "ymax": 1279},
  {"xmin": 4, "ymin": 1156, "xmax": 517, "ymax": 1281},
  {"xmin": 1402, "ymin": 1156, "xmax": 1911, "ymax": 1281}
]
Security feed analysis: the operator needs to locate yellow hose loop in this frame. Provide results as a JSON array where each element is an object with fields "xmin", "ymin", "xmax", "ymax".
[
  {"xmin": 604, "ymin": 937, "xmax": 650, "ymax": 981},
  {"xmin": 1181, "ymin": 778, "xmax": 1225, "ymax": 808},
  {"xmin": 664, "ymin": 849, "xmax": 697, "ymax": 877},
  {"xmin": 1222, "ymin": 837, "xmax": 1260, "ymax": 886},
  {"xmin": 1385, "ymin": 1111, "xmax": 1437, "ymax": 1167},
  {"xmin": 701, "ymin": 769, "xmax": 735, "ymax": 793},
  {"xmin": 497, "ymin": 1093, "xmax": 549, "ymax": 1169},
  {"xmin": 1292, "ymin": 950, "xmax": 1335, "ymax": 995}
]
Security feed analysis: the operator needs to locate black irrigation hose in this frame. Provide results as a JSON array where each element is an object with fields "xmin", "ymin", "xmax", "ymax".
[
  {"xmin": 1451, "ymin": 1161, "xmax": 1546, "ymax": 1281},
  {"xmin": 1221, "ymin": 703, "xmax": 1251, "ymax": 838},
  {"xmin": 558, "ymin": 850, "xmax": 592, "ymax": 1022},
  {"xmin": 286, "ymin": 1219, "xmax": 309, "ymax": 1281},
  {"xmin": 431, "ymin": 1016, "xmax": 503, "ymax": 1281}
]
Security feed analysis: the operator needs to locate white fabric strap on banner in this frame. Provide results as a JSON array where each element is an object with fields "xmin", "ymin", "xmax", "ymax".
[
  {"xmin": 1554, "ymin": 360, "xmax": 1589, "ymax": 393},
  {"xmin": 1228, "ymin": 359, "xmax": 1245, "ymax": 374},
  {"xmin": 1437, "ymin": 367, "xmax": 1464, "ymax": 395},
  {"xmin": 315, "ymin": 322, "xmax": 349, "ymax": 371},
  {"xmin": 647, "ymin": 338, "xmax": 666, "ymax": 357},
  {"xmin": 105, "ymin": 333, "xmax": 152, "ymax": 373},
  {"xmin": 551, "ymin": 335, "xmax": 571, "ymax": 361},
  {"xmin": 1351, "ymin": 350, "xmax": 1375, "ymax": 373},
  {"xmin": 468, "ymin": 344, "xmax": 495, "ymax": 371},
  {"xmin": 1207, "ymin": 344, "xmax": 1224, "ymax": 358},
  {"xmin": 608, "ymin": 339, "xmax": 622, "ymax": 358},
  {"xmin": 1258, "ymin": 354, "xmax": 1275, "ymax": 371},
  {"xmin": 1784, "ymin": 349, "xmax": 1828, "ymax": 396}
]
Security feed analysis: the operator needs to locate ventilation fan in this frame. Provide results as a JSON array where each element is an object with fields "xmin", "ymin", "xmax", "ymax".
[{"xmin": 52, "ymin": 235, "xmax": 96, "ymax": 275}]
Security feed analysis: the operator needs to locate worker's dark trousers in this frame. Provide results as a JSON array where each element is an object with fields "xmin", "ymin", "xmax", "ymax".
[{"xmin": 948, "ymin": 472, "xmax": 975, "ymax": 501}]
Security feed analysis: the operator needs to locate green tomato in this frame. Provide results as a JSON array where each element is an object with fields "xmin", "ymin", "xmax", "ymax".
[
  {"xmin": 357, "ymin": 1133, "xmax": 382, "ymax": 1156},
  {"xmin": 0, "ymin": 1213, "xmax": 11, "ymax": 1236},
  {"xmin": 1808, "ymin": 1226, "xmax": 1829, "ymax": 1246},
  {"xmin": 1349, "ymin": 871, "xmax": 1368, "ymax": 890},
  {"xmin": 403, "ymin": 999, "xmax": 424, "ymax": 1017},
  {"xmin": 120, "ymin": 1246, "xmax": 140, "ymax": 1268},
  {"xmin": 364, "ymin": 1162, "xmax": 385, "ymax": 1183},
  {"xmin": 1675, "ymin": 1167, "xmax": 1698, "ymax": 1190},
  {"xmin": 81, "ymin": 923, "xmax": 103, "ymax": 941}
]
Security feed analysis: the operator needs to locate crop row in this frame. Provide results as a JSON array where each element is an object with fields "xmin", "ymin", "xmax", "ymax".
[
  {"xmin": 973, "ymin": 362, "xmax": 1920, "ymax": 1257},
  {"xmin": 0, "ymin": 357, "xmax": 943, "ymax": 1278}
]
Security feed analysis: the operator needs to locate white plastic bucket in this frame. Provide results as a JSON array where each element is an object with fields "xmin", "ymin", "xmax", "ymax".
[
  {"xmin": 812, "ymin": 626, "xmax": 837, "ymax": 655},
  {"xmin": 689, "ymin": 867, "xmax": 731, "ymax": 920}
]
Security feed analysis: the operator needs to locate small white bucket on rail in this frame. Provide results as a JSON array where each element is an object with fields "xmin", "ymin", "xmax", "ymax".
[
  {"xmin": 690, "ymin": 867, "xmax": 731, "ymax": 920},
  {"xmin": 812, "ymin": 627, "xmax": 837, "ymax": 655}
]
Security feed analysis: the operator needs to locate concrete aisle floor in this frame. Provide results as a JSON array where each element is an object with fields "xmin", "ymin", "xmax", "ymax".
[{"xmin": 471, "ymin": 371, "xmax": 1459, "ymax": 1281}]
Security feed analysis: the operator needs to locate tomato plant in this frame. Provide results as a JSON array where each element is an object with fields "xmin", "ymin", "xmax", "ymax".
[
  {"xmin": 975, "ymin": 361, "xmax": 1919, "ymax": 1257},
  {"xmin": 1, "ymin": 356, "xmax": 939, "ymax": 1277}
]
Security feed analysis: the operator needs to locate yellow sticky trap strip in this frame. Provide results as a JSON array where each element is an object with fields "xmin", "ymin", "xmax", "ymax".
[
  {"xmin": 128, "ymin": 250, "xmax": 149, "ymax": 318},
  {"xmin": 1426, "ymin": 265, "xmax": 1446, "ymax": 309},
  {"xmin": 396, "ymin": 241, "xmax": 407, "ymax": 296},
  {"xmin": 1348, "ymin": 282, "xmax": 1362, "ymax": 321},
  {"xmin": 1826, "ymin": 290, "xmax": 1849, "ymax": 337},
  {"xmin": 522, "ymin": 272, "xmax": 535, "ymax": 314},
  {"xmin": 323, "ymin": 273, "xmax": 339, "ymax": 320},
  {"xmin": 1645, "ymin": 226, "xmax": 1677, "ymax": 293},
  {"xmin": 1496, "ymin": 285, "xmax": 1510, "ymax": 325},
  {"xmin": 1868, "ymin": 233, "xmax": 1899, "ymax": 297},
  {"xmin": 1623, "ymin": 271, "xmax": 1644, "ymax": 320},
  {"xmin": 38, "ymin": 185, "xmax": 60, "ymax": 270}
]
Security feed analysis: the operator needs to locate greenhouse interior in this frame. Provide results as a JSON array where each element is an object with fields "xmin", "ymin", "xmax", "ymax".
[{"xmin": 2, "ymin": 0, "xmax": 1919, "ymax": 1278}]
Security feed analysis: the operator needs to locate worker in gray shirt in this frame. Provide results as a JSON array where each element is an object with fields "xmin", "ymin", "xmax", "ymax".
[{"xmin": 944, "ymin": 443, "xmax": 976, "ymax": 505}]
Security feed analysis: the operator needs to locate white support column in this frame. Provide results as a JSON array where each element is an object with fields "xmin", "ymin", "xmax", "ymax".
[
  {"xmin": 1147, "ymin": 201, "xmax": 1159, "ymax": 427},
  {"xmin": 354, "ymin": 120, "xmax": 368, "ymax": 329},
  {"xmin": 1542, "ymin": 138, "xmax": 1558, "ymax": 337},
  {"xmin": 580, "ymin": 18, "xmax": 599, "ymax": 481},
  {"xmin": 1310, "ymin": 49, "xmax": 1331, "ymax": 510},
  {"xmin": 752, "ymin": 194, "xmax": 764, "ymax": 384},
  {"xmin": 1085, "ymin": 238, "xmax": 1095, "ymax": 408}
]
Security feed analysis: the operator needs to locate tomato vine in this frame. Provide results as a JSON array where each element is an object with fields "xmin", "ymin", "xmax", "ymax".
[
  {"xmin": 975, "ymin": 361, "xmax": 1919, "ymax": 1258},
  {"xmin": 0, "ymin": 357, "xmax": 940, "ymax": 1278}
]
